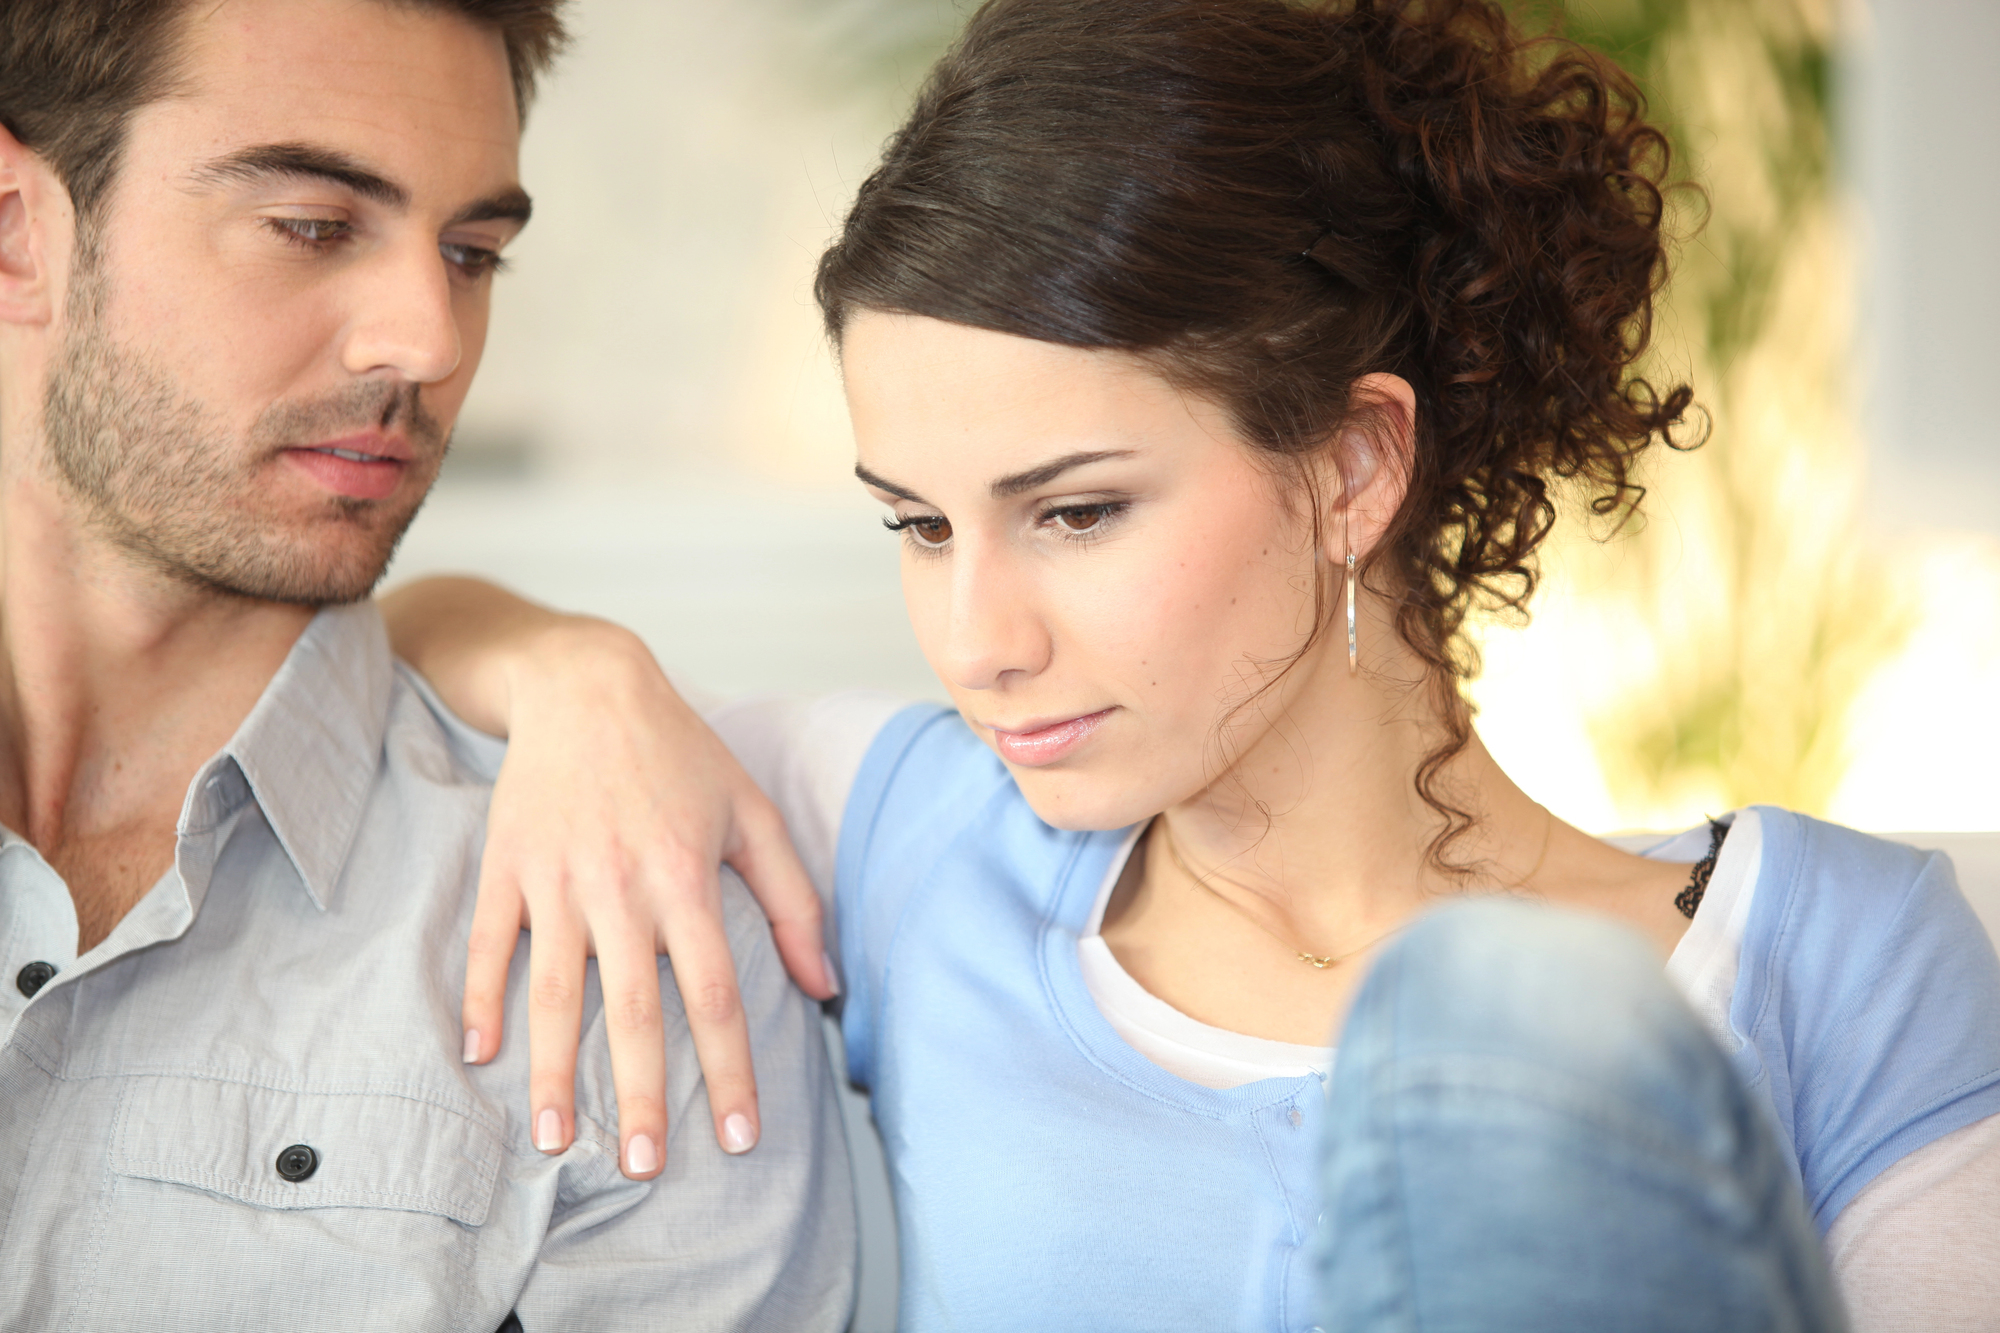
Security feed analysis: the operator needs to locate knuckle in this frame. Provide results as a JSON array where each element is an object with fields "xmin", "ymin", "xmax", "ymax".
[
  {"xmin": 465, "ymin": 929, "xmax": 515, "ymax": 963},
  {"xmin": 530, "ymin": 970, "xmax": 577, "ymax": 1012},
  {"xmin": 688, "ymin": 979, "xmax": 741, "ymax": 1026},
  {"xmin": 746, "ymin": 800, "xmax": 790, "ymax": 840},
  {"xmin": 609, "ymin": 990, "xmax": 662, "ymax": 1036},
  {"xmin": 462, "ymin": 984, "xmax": 504, "ymax": 1011},
  {"xmin": 617, "ymin": 1092, "xmax": 667, "ymax": 1121},
  {"xmin": 648, "ymin": 844, "xmax": 709, "ymax": 891}
]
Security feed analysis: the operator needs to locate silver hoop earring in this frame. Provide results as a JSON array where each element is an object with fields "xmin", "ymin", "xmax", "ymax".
[{"xmin": 1345, "ymin": 552, "xmax": 1359, "ymax": 675}]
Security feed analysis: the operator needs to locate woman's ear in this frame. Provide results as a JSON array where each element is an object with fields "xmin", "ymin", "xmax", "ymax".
[
  {"xmin": 0, "ymin": 123, "xmax": 66, "ymax": 329},
  {"xmin": 1324, "ymin": 372, "xmax": 1415, "ymax": 563}
]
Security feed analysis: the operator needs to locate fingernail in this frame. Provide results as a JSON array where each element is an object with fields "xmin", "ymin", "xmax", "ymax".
[
  {"xmin": 723, "ymin": 1113, "xmax": 757, "ymax": 1155},
  {"xmin": 462, "ymin": 1030, "xmax": 480, "ymax": 1064},
  {"xmin": 625, "ymin": 1134, "xmax": 659, "ymax": 1175},
  {"xmin": 535, "ymin": 1108, "xmax": 563, "ymax": 1153},
  {"xmin": 822, "ymin": 951, "xmax": 841, "ymax": 998}
]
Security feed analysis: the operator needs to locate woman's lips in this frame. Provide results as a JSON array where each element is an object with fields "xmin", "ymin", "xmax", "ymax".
[{"xmin": 987, "ymin": 709, "xmax": 1112, "ymax": 767}]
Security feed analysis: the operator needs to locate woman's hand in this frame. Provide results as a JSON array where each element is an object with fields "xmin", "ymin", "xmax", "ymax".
[{"xmin": 381, "ymin": 578, "xmax": 836, "ymax": 1179}]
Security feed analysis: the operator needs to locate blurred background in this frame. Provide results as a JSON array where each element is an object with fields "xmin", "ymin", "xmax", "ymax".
[{"xmin": 385, "ymin": 0, "xmax": 2000, "ymax": 837}]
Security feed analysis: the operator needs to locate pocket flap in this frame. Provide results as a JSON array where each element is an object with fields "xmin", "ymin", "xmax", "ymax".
[{"xmin": 111, "ymin": 1076, "xmax": 501, "ymax": 1226}]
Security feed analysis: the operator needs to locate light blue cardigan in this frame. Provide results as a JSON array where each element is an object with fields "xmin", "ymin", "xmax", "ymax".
[{"xmin": 835, "ymin": 704, "xmax": 2000, "ymax": 1332}]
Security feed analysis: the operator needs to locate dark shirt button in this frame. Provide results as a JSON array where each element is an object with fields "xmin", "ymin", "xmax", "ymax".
[
  {"xmin": 15, "ymin": 961, "xmax": 56, "ymax": 998},
  {"xmin": 275, "ymin": 1144, "xmax": 320, "ymax": 1182}
]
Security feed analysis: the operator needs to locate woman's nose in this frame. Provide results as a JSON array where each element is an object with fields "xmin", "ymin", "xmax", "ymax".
[{"xmin": 931, "ymin": 542, "xmax": 1053, "ymax": 693}]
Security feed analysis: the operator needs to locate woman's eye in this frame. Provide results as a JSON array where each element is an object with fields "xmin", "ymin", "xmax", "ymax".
[
  {"xmin": 1046, "ymin": 503, "xmax": 1120, "ymax": 535},
  {"xmin": 885, "ymin": 514, "xmax": 953, "ymax": 547}
]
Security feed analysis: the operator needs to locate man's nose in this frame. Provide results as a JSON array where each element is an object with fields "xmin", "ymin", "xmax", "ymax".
[
  {"xmin": 340, "ymin": 241, "xmax": 463, "ymax": 385},
  {"xmin": 934, "ymin": 541, "xmax": 1053, "ymax": 693}
]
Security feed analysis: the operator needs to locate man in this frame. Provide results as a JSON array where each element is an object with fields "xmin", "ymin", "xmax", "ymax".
[{"xmin": 0, "ymin": 1, "xmax": 854, "ymax": 1326}]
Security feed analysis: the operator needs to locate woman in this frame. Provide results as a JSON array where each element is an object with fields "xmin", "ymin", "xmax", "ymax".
[{"xmin": 386, "ymin": 0, "xmax": 2000, "ymax": 1326}]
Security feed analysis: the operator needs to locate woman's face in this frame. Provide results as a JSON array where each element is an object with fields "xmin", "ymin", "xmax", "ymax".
[{"xmin": 844, "ymin": 312, "xmax": 1357, "ymax": 831}]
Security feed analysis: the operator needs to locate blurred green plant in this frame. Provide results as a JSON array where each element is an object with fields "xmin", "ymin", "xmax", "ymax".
[{"xmin": 1530, "ymin": 0, "xmax": 1913, "ymax": 822}]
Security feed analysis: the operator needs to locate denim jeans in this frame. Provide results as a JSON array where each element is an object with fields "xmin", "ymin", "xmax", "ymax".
[{"xmin": 1316, "ymin": 899, "xmax": 1847, "ymax": 1333}]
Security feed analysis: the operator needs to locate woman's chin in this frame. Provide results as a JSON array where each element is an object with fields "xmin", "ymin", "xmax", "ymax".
[{"xmin": 1008, "ymin": 765, "xmax": 1163, "ymax": 833}]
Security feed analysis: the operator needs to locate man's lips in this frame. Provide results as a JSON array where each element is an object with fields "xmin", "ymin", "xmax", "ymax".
[
  {"xmin": 280, "ymin": 433, "xmax": 412, "ymax": 501},
  {"xmin": 986, "ymin": 709, "xmax": 1113, "ymax": 767}
]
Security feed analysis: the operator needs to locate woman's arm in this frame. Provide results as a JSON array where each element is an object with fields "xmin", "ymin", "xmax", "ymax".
[
  {"xmin": 379, "ymin": 577, "xmax": 836, "ymax": 1179},
  {"xmin": 1825, "ymin": 1114, "xmax": 2000, "ymax": 1332}
]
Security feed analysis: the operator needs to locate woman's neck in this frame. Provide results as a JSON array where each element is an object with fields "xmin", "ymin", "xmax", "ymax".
[
  {"xmin": 1164, "ymin": 645, "xmax": 1551, "ymax": 936},
  {"xmin": 1096, "ymin": 643, "xmax": 1690, "ymax": 1046}
]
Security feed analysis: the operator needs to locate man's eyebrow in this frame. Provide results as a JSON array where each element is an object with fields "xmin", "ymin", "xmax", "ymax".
[
  {"xmin": 990, "ymin": 450, "xmax": 1133, "ymax": 498},
  {"xmin": 190, "ymin": 143, "xmax": 410, "ymax": 209},
  {"xmin": 855, "ymin": 463, "xmax": 928, "ymax": 504},
  {"xmin": 187, "ymin": 147, "xmax": 531, "ymax": 229},
  {"xmin": 449, "ymin": 189, "xmax": 534, "ymax": 228}
]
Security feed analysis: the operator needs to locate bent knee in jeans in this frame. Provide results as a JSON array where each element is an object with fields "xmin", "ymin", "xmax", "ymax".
[{"xmin": 1315, "ymin": 899, "xmax": 1844, "ymax": 1333}]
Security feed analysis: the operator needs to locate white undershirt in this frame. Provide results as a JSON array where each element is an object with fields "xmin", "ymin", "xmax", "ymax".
[
  {"xmin": 1077, "ymin": 826, "xmax": 1333, "ymax": 1089},
  {"xmin": 1075, "ymin": 814, "xmax": 1767, "ymax": 1091},
  {"xmin": 703, "ymin": 692, "xmax": 2000, "ymax": 1332}
]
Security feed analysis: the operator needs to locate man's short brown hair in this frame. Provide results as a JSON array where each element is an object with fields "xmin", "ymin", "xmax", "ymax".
[{"xmin": 0, "ymin": 0, "xmax": 568, "ymax": 226}]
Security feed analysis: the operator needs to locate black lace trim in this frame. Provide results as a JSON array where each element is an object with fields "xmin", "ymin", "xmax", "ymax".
[{"xmin": 1675, "ymin": 818, "xmax": 1729, "ymax": 920}]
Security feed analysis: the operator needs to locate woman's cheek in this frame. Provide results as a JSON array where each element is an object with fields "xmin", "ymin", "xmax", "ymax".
[{"xmin": 899, "ymin": 556, "xmax": 954, "ymax": 673}]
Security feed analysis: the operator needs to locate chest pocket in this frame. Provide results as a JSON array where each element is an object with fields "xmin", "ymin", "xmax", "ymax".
[{"xmin": 89, "ymin": 1074, "xmax": 504, "ymax": 1329}]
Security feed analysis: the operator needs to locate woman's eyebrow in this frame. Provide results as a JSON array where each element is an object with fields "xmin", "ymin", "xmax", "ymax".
[
  {"xmin": 989, "ymin": 450, "xmax": 1133, "ymax": 497},
  {"xmin": 855, "ymin": 449, "xmax": 1135, "ymax": 505},
  {"xmin": 854, "ymin": 463, "xmax": 929, "ymax": 504}
]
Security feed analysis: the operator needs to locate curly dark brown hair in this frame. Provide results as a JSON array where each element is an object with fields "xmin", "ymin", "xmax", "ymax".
[{"xmin": 816, "ymin": 0, "xmax": 1694, "ymax": 864}]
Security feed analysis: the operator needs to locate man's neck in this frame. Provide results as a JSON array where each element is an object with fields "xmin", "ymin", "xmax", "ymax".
[{"xmin": 0, "ymin": 463, "xmax": 314, "ymax": 948}]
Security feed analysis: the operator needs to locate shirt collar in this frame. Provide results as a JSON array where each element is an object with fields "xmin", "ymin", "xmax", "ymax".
[{"xmin": 215, "ymin": 601, "xmax": 395, "ymax": 911}]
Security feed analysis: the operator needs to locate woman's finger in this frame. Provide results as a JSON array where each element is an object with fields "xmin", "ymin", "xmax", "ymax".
[
  {"xmin": 591, "ymin": 911, "xmax": 671, "ymax": 1179},
  {"xmin": 656, "ymin": 864, "xmax": 761, "ymax": 1157},
  {"xmin": 525, "ymin": 900, "xmax": 589, "ymax": 1155},
  {"xmin": 725, "ymin": 788, "xmax": 836, "ymax": 999},
  {"xmin": 463, "ymin": 864, "xmax": 529, "ymax": 1065}
]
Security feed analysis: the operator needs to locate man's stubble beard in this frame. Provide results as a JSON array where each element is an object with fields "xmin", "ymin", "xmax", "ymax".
[{"xmin": 40, "ymin": 240, "xmax": 448, "ymax": 606}]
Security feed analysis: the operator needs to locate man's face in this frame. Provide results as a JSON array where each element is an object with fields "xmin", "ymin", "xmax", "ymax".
[{"xmin": 40, "ymin": 0, "xmax": 528, "ymax": 603}]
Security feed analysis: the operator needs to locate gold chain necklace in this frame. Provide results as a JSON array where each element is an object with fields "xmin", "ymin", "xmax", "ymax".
[
  {"xmin": 1155, "ymin": 820, "xmax": 1399, "ymax": 969},
  {"xmin": 1152, "ymin": 810, "xmax": 1553, "ymax": 970}
]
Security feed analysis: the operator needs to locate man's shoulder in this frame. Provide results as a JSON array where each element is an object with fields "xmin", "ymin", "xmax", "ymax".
[{"xmin": 385, "ymin": 658, "xmax": 508, "ymax": 786}]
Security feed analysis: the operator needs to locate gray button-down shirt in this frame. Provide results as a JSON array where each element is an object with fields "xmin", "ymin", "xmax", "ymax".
[{"xmin": 0, "ymin": 604, "xmax": 855, "ymax": 1331}]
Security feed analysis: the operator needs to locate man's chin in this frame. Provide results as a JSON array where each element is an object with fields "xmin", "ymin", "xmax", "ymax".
[
  {"xmin": 132, "ymin": 517, "xmax": 415, "ymax": 607},
  {"xmin": 180, "ymin": 554, "xmax": 395, "ymax": 607}
]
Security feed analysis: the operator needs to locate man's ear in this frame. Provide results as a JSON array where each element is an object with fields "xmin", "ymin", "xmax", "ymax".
[
  {"xmin": 0, "ymin": 122, "xmax": 68, "ymax": 328},
  {"xmin": 1322, "ymin": 372, "xmax": 1415, "ymax": 562}
]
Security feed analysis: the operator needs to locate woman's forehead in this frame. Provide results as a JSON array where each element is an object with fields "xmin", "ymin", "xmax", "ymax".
[{"xmin": 844, "ymin": 314, "xmax": 1240, "ymax": 484}]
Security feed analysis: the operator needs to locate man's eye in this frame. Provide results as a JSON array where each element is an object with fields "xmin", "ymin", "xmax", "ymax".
[
  {"xmin": 441, "ymin": 242, "xmax": 506, "ymax": 279},
  {"xmin": 267, "ymin": 217, "xmax": 350, "ymax": 247},
  {"xmin": 884, "ymin": 514, "xmax": 953, "ymax": 547}
]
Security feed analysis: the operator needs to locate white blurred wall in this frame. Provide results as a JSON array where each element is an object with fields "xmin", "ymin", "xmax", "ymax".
[
  {"xmin": 1850, "ymin": 0, "xmax": 2000, "ymax": 535},
  {"xmin": 391, "ymin": 0, "xmax": 956, "ymax": 699}
]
